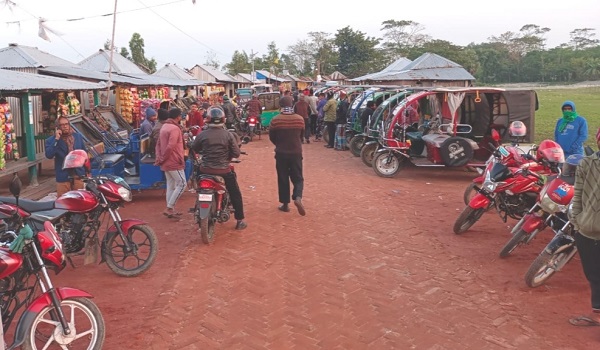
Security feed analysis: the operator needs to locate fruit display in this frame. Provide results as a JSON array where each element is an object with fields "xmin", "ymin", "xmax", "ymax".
[
  {"xmin": 0, "ymin": 102, "xmax": 6, "ymax": 169},
  {"xmin": 0, "ymin": 101, "xmax": 18, "ymax": 162},
  {"xmin": 67, "ymin": 92, "xmax": 81, "ymax": 115},
  {"xmin": 118, "ymin": 87, "xmax": 134, "ymax": 123}
]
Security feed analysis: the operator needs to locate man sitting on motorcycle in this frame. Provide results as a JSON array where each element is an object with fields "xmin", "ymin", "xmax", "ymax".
[
  {"xmin": 191, "ymin": 107, "xmax": 247, "ymax": 230},
  {"xmin": 244, "ymin": 94, "xmax": 263, "ymax": 128}
]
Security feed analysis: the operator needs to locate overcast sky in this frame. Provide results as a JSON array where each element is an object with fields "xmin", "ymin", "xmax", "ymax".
[{"xmin": 1, "ymin": 0, "xmax": 598, "ymax": 72}]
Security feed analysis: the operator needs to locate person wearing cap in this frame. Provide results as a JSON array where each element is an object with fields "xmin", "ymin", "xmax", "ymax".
[
  {"xmin": 186, "ymin": 102, "xmax": 204, "ymax": 136},
  {"xmin": 554, "ymin": 100, "xmax": 588, "ymax": 158},
  {"xmin": 141, "ymin": 107, "xmax": 157, "ymax": 136},
  {"xmin": 155, "ymin": 108, "xmax": 186, "ymax": 218},
  {"xmin": 192, "ymin": 107, "xmax": 247, "ymax": 230},
  {"xmin": 269, "ymin": 96, "xmax": 306, "ymax": 216},
  {"xmin": 221, "ymin": 95, "xmax": 238, "ymax": 129}
]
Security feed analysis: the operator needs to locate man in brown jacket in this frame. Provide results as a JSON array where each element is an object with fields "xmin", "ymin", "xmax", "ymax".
[
  {"xmin": 294, "ymin": 94, "xmax": 311, "ymax": 144},
  {"xmin": 155, "ymin": 108, "xmax": 186, "ymax": 218},
  {"xmin": 269, "ymin": 97, "xmax": 306, "ymax": 216}
]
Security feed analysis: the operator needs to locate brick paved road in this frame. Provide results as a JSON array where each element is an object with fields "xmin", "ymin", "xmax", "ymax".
[{"xmin": 57, "ymin": 139, "xmax": 596, "ymax": 349}]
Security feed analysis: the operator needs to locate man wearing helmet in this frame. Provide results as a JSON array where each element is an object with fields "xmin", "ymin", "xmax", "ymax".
[
  {"xmin": 191, "ymin": 107, "xmax": 247, "ymax": 230},
  {"xmin": 554, "ymin": 101, "xmax": 588, "ymax": 158}
]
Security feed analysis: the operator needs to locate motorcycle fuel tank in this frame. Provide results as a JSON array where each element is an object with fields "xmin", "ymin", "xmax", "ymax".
[
  {"xmin": 55, "ymin": 190, "xmax": 99, "ymax": 212},
  {"xmin": 546, "ymin": 178, "xmax": 574, "ymax": 206},
  {"xmin": 0, "ymin": 248, "xmax": 24, "ymax": 279}
]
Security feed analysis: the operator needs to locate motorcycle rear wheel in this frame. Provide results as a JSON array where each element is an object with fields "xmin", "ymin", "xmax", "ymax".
[
  {"xmin": 104, "ymin": 224, "xmax": 159, "ymax": 277},
  {"xmin": 373, "ymin": 152, "xmax": 404, "ymax": 178},
  {"xmin": 499, "ymin": 229, "xmax": 528, "ymax": 258},
  {"xmin": 524, "ymin": 248, "xmax": 576, "ymax": 288},
  {"xmin": 361, "ymin": 143, "xmax": 378, "ymax": 167},
  {"xmin": 199, "ymin": 201, "xmax": 216, "ymax": 244},
  {"xmin": 23, "ymin": 297, "xmax": 105, "ymax": 350},
  {"xmin": 349, "ymin": 135, "xmax": 365, "ymax": 157},
  {"xmin": 453, "ymin": 206, "xmax": 485, "ymax": 234}
]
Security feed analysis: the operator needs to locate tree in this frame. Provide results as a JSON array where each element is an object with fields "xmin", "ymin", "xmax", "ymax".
[
  {"xmin": 103, "ymin": 39, "xmax": 111, "ymax": 50},
  {"xmin": 380, "ymin": 19, "xmax": 430, "ymax": 59},
  {"xmin": 262, "ymin": 41, "xmax": 282, "ymax": 75},
  {"xmin": 307, "ymin": 31, "xmax": 337, "ymax": 77},
  {"xmin": 120, "ymin": 47, "xmax": 130, "ymax": 59},
  {"xmin": 224, "ymin": 50, "xmax": 251, "ymax": 75},
  {"xmin": 569, "ymin": 28, "xmax": 600, "ymax": 50},
  {"xmin": 334, "ymin": 26, "xmax": 382, "ymax": 78},
  {"xmin": 287, "ymin": 39, "xmax": 314, "ymax": 75},
  {"xmin": 128, "ymin": 33, "xmax": 157, "ymax": 73},
  {"xmin": 204, "ymin": 51, "xmax": 220, "ymax": 69}
]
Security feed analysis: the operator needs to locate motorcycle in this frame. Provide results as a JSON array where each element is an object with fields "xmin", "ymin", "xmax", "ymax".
[
  {"xmin": 498, "ymin": 154, "xmax": 584, "ymax": 258},
  {"xmin": 0, "ymin": 176, "xmax": 105, "ymax": 350},
  {"xmin": 452, "ymin": 140, "xmax": 564, "ymax": 234},
  {"xmin": 236, "ymin": 110, "xmax": 261, "ymax": 144},
  {"xmin": 0, "ymin": 151, "xmax": 158, "ymax": 277}
]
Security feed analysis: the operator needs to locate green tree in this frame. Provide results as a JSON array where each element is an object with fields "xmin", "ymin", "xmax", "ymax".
[
  {"xmin": 128, "ymin": 33, "xmax": 156, "ymax": 73},
  {"xmin": 262, "ymin": 42, "xmax": 282, "ymax": 75},
  {"xmin": 380, "ymin": 19, "xmax": 430, "ymax": 60},
  {"xmin": 103, "ymin": 39, "xmax": 111, "ymax": 50},
  {"xmin": 120, "ymin": 47, "xmax": 130, "ymax": 59},
  {"xmin": 307, "ymin": 31, "xmax": 337, "ymax": 77},
  {"xmin": 204, "ymin": 51, "xmax": 220, "ymax": 69},
  {"xmin": 334, "ymin": 26, "xmax": 381, "ymax": 77},
  {"xmin": 583, "ymin": 57, "xmax": 600, "ymax": 79},
  {"xmin": 224, "ymin": 50, "xmax": 251, "ymax": 75},
  {"xmin": 569, "ymin": 28, "xmax": 600, "ymax": 50}
]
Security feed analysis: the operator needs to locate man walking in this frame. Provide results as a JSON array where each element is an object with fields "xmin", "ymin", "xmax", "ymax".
[
  {"xmin": 155, "ymin": 108, "xmax": 186, "ymax": 218},
  {"xmin": 269, "ymin": 97, "xmax": 306, "ymax": 216}
]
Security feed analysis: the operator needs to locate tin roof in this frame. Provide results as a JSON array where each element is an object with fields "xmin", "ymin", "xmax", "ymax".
[
  {"xmin": 78, "ymin": 49, "xmax": 147, "ymax": 75},
  {"xmin": 122, "ymin": 73, "xmax": 204, "ymax": 86},
  {"xmin": 375, "ymin": 67, "xmax": 475, "ymax": 81},
  {"xmin": 350, "ymin": 57, "xmax": 412, "ymax": 81},
  {"xmin": 39, "ymin": 66, "xmax": 145, "ymax": 85},
  {"xmin": 0, "ymin": 68, "xmax": 105, "ymax": 91},
  {"xmin": 0, "ymin": 44, "xmax": 75, "ymax": 69},
  {"xmin": 236, "ymin": 73, "xmax": 262, "ymax": 84},
  {"xmin": 192, "ymin": 64, "xmax": 238, "ymax": 82},
  {"xmin": 255, "ymin": 70, "xmax": 289, "ymax": 82},
  {"xmin": 153, "ymin": 63, "xmax": 195, "ymax": 80}
]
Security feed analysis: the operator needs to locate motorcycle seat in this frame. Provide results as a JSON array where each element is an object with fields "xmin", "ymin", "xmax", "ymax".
[
  {"xmin": 198, "ymin": 174, "xmax": 225, "ymax": 184},
  {"xmin": 0, "ymin": 196, "xmax": 55, "ymax": 212}
]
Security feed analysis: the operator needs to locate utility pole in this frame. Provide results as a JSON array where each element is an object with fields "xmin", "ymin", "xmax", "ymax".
[
  {"xmin": 106, "ymin": 0, "xmax": 118, "ymax": 105},
  {"xmin": 250, "ymin": 49, "xmax": 258, "ymax": 82}
]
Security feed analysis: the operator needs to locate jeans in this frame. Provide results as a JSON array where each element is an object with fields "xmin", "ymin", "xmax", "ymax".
[
  {"xmin": 275, "ymin": 153, "xmax": 303, "ymax": 204},
  {"xmin": 165, "ymin": 170, "xmax": 186, "ymax": 209},
  {"xmin": 575, "ymin": 232, "xmax": 600, "ymax": 312}
]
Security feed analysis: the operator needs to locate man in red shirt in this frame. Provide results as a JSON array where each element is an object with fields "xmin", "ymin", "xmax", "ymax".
[{"xmin": 186, "ymin": 102, "xmax": 204, "ymax": 136}]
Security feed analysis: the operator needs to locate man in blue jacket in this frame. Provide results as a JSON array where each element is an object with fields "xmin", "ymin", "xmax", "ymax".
[
  {"xmin": 554, "ymin": 101, "xmax": 588, "ymax": 158},
  {"xmin": 45, "ymin": 116, "xmax": 87, "ymax": 196}
]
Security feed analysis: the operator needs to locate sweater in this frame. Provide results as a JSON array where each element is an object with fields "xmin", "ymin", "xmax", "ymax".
[
  {"xmin": 269, "ymin": 112, "xmax": 305, "ymax": 155},
  {"xmin": 155, "ymin": 119, "xmax": 185, "ymax": 171},
  {"xmin": 571, "ymin": 152, "xmax": 600, "ymax": 239}
]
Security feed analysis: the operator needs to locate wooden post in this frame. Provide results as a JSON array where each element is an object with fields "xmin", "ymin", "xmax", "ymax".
[{"xmin": 21, "ymin": 93, "xmax": 38, "ymax": 186}]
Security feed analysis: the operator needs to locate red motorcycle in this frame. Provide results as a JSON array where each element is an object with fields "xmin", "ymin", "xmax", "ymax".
[
  {"xmin": 0, "ymin": 177, "xmax": 105, "ymax": 349},
  {"xmin": 0, "ymin": 150, "xmax": 158, "ymax": 277},
  {"xmin": 499, "ymin": 154, "xmax": 584, "ymax": 258},
  {"xmin": 453, "ymin": 140, "xmax": 563, "ymax": 234},
  {"xmin": 239, "ymin": 113, "xmax": 261, "ymax": 144},
  {"xmin": 193, "ymin": 156, "xmax": 243, "ymax": 245}
]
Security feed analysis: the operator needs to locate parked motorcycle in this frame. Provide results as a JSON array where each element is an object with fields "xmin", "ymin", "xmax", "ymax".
[
  {"xmin": 453, "ymin": 140, "xmax": 564, "ymax": 234},
  {"xmin": 499, "ymin": 154, "xmax": 584, "ymax": 258},
  {"xmin": 238, "ymin": 112, "xmax": 261, "ymax": 144},
  {"xmin": 0, "ymin": 151, "xmax": 158, "ymax": 277},
  {"xmin": 0, "ymin": 176, "xmax": 105, "ymax": 349}
]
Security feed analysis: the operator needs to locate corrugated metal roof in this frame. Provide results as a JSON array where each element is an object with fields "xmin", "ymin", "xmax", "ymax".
[
  {"xmin": 255, "ymin": 70, "xmax": 289, "ymax": 82},
  {"xmin": 122, "ymin": 73, "xmax": 204, "ymax": 86},
  {"xmin": 329, "ymin": 71, "xmax": 347, "ymax": 80},
  {"xmin": 350, "ymin": 57, "xmax": 412, "ymax": 81},
  {"xmin": 39, "ymin": 66, "xmax": 145, "ymax": 85},
  {"xmin": 0, "ymin": 44, "xmax": 75, "ymax": 68},
  {"xmin": 0, "ymin": 68, "xmax": 105, "ymax": 91},
  {"xmin": 153, "ymin": 63, "xmax": 195, "ymax": 80},
  {"xmin": 374, "ymin": 67, "xmax": 475, "ymax": 81},
  {"xmin": 401, "ymin": 52, "xmax": 462, "ymax": 71},
  {"xmin": 236, "ymin": 73, "xmax": 261, "ymax": 83},
  {"xmin": 78, "ymin": 49, "xmax": 147, "ymax": 75},
  {"xmin": 193, "ymin": 64, "xmax": 238, "ymax": 82}
]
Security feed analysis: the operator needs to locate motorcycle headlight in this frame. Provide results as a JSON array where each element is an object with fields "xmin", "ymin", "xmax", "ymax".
[
  {"xmin": 118, "ymin": 187, "xmax": 132, "ymax": 202},
  {"xmin": 539, "ymin": 192, "xmax": 567, "ymax": 213},
  {"xmin": 483, "ymin": 180, "xmax": 498, "ymax": 192}
]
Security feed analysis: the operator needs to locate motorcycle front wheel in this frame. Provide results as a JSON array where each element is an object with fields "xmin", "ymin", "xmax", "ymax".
[
  {"xmin": 23, "ymin": 297, "xmax": 105, "ymax": 350},
  {"xmin": 349, "ymin": 135, "xmax": 365, "ymax": 157},
  {"xmin": 372, "ymin": 152, "xmax": 404, "ymax": 178},
  {"xmin": 104, "ymin": 224, "xmax": 159, "ymax": 277},
  {"xmin": 361, "ymin": 143, "xmax": 378, "ymax": 167},
  {"xmin": 524, "ymin": 247, "xmax": 577, "ymax": 288},
  {"xmin": 453, "ymin": 206, "xmax": 485, "ymax": 234},
  {"xmin": 499, "ymin": 229, "xmax": 528, "ymax": 258},
  {"xmin": 463, "ymin": 182, "xmax": 478, "ymax": 206}
]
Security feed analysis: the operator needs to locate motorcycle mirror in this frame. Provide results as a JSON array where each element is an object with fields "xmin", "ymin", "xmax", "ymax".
[
  {"xmin": 9, "ymin": 174, "xmax": 22, "ymax": 198},
  {"xmin": 491, "ymin": 129, "xmax": 501, "ymax": 142}
]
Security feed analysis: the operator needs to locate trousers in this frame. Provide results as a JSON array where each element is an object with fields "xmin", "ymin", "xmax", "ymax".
[
  {"xmin": 275, "ymin": 153, "xmax": 303, "ymax": 204},
  {"xmin": 575, "ymin": 232, "xmax": 600, "ymax": 312},
  {"xmin": 165, "ymin": 170, "xmax": 186, "ymax": 209}
]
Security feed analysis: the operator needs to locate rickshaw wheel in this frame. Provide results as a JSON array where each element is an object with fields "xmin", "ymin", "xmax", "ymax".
[
  {"xmin": 372, "ymin": 152, "xmax": 404, "ymax": 178},
  {"xmin": 349, "ymin": 135, "xmax": 366, "ymax": 157},
  {"xmin": 361, "ymin": 143, "xmax": 378, "ymax": 167}
]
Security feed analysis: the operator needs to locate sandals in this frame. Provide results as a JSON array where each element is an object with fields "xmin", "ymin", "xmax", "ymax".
[
  {"xmin": 163, "ymin": 210, "xmax": 183, "ymax": 219},
  {"xmin": 569, "ymin": 316, "xmax": 600, "ymax": 327}
]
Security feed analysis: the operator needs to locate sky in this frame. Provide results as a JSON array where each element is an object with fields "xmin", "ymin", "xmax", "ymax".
[{"xmin": 1, "ymin": 0, "xmax": 599, "ymax": 73}]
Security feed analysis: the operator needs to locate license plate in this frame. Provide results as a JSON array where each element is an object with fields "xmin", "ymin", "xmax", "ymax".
[
  {"xmin": 197, "ymin": 194, "xmax": 213, "ymax": 201},
  {"xmin": 249, "ymin": 123, "xmax": 256, "ymax": 127}
]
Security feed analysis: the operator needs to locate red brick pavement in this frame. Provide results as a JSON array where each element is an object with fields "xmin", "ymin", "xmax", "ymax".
[{"xmin": 50, "ymin": 139, "xmax": 599, "ymax": 349}]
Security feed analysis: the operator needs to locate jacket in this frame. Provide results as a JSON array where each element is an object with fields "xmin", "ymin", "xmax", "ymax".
[
  {"xmin": 323, "ymin": 98, "xmax": 337, "ymax": 122},
  {"xmin": 155, "ymin": 119, "xmax": 185, "ymax": 171},
  {"xmin": 269, "ymin": 112, "xmax": 305, "ymax": 155},
  {"xmin": 571, "ymin": 152, "xmax": 600, "ymax": 239},
  {"xmin": 554, "ymin": 101, "xmax": 588, "ymax": 158},
  {"xmin": 335, "ymin": 99, "xmax": 349, "ymax": 124},
  {"xmin": 294, "ymin": 98, "xmax": 310, "ymax": 119},
  {"xmin": 192, "ymin": 125, "xmax": 240, "ymax": 174},
  {"xmin": 45, "ymin": 132, "xmax": 86, "ymax": 182},
  {"xmin": 245, "ymin": 99, "xmax": 262, "ymax": 117},
  {"xmin": 222, "ymin": 101, "xmax": 238, "ymax": 123},
  {"xmin": 307, "ymin": 95, "xmax": 318, "ymax": 116}
]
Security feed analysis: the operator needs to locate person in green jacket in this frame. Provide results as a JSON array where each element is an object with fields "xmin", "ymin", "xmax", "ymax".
[
  {"xmin": 322, "ymin": 92, "xmax": 337, "ymax": 148},
  {"xmin": 569, "ymin": 140, "xmax": 600, "ymax": 327}
]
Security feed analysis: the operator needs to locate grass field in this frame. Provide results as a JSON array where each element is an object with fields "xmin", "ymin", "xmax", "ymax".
[{"xmin": 534, "ymin": 87, "xmax": 600, "ymax": 146}]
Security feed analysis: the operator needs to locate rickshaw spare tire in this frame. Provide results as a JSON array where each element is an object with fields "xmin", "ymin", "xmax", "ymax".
[{"xmin": 440, "ymin": 137, "xmax": 473, "ymax": 167}]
